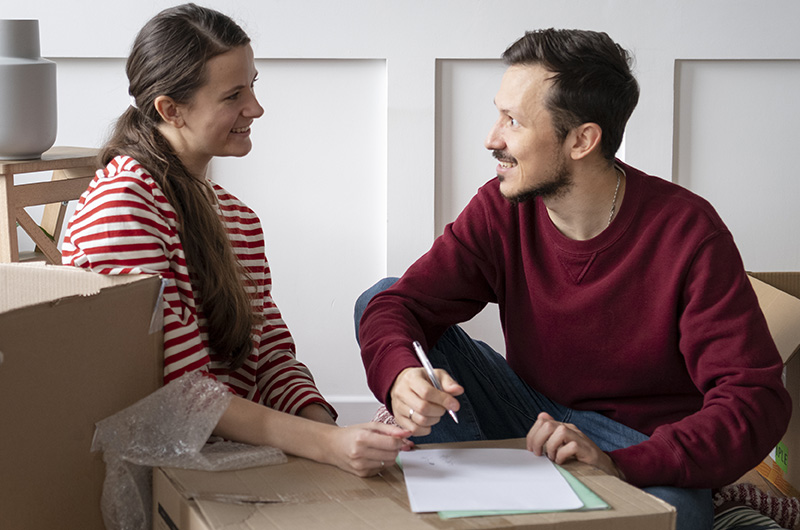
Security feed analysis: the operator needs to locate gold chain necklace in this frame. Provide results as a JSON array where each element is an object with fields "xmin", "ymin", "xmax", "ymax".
[{"xmin": 607, "ymin": 169, "xmax": 621, "ymax": 226}]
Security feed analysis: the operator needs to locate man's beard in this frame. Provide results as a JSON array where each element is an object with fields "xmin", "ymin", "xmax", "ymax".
[{"xmin": 494, "ymin": 150, "xmax": 573, "ymax": 205}]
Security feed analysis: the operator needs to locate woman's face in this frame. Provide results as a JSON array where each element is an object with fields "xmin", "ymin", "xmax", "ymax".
[{"xmin": 169, "ymin": 44, "xmax": 263, "ymax": 175}]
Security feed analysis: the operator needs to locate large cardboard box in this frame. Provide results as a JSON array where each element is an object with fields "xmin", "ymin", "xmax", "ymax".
[
  {"xmin": 748, "ymin": 272, "xmax": 800, "ymax": 497},
  {"xmin": 153, "ymin": 438, "xmax": 676, "ymax": 530},
  {"xmin": 0, "ymin": 263, "xmax": 164, "ymax": 530}
]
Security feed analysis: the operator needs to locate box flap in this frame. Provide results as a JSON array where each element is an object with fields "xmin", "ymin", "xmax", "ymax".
[
  {"xmin": 195, "ymin": 497, "xmax": 424, "ymax": 530},
  {"xmin": 749, "ymin": 272, "xmax": 800, "ymax": 300},
  {"xmin": 749, "ymin": 275, "xmax": 800, "ymax": 364},
  {"xmin": 0, "ymin": 263, "xmax": 145, "ymax": 313},
  {"xmin": 164, "ymin": 458, "xmax": 386, "ymax": 506},
  {"xmin": 158, "ymin": 439, "xmax": 675, "ymax": 529}
]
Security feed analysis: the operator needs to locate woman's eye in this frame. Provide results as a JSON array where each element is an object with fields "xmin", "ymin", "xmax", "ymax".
[
  {"xmin": 509, "ymin": 117, "xmax": 519, "ymax": 126},
  {"xmin": 227, "ymin": 92, "xmax": 240, "ymax": 100}
]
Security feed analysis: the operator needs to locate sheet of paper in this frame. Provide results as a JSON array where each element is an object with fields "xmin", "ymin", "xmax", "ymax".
[
  {"xmin": 399, "ymin": 448, "xmax": 584, "ymax": 513},
  {"xmin": 437, "ymin": 464, "xmax": 608, "ymax": 519}
]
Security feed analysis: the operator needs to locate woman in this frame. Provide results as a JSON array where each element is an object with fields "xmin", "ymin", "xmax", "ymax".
[{"xmin": 62, "ymin": 3, "xmax": 410, "ymax": 477}]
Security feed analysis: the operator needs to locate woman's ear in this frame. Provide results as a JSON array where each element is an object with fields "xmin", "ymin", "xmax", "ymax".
[
  {"xmin": 568, "ymin": 122, "xmax": 602, "ymax": 160},
  {"xmin": 154, "ymin": 95, "xmax": 184, "ymax": 128}
]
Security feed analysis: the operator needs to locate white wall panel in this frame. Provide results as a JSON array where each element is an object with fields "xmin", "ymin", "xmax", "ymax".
[
  {"xmin": 435, "ymin": 59, "xmax": 506, "ymax": 233},
  {"xmin": 213, "ymin": 59, "xmax": 387, "ymax": 400},
  {"xmin": 435, "ymin": 59, "xmax": 507, "ymax": 354},
  {"xmin": 53, "ymin": 58, "xmax": 129, "ymax": 148},
  {"xmin": 674, "ymin": 60, "xmax": 800, "ymax": 271}
]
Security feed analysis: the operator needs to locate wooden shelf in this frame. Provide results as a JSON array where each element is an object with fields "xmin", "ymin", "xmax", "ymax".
[{"xmin": 0, "ymin": 146, "xmax": 100, "ymax": 264}]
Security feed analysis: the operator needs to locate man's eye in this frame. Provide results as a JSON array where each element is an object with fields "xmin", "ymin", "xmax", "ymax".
[{"xmin": 509, "ymin": 118, "xmax": 519, "ymax": 126}]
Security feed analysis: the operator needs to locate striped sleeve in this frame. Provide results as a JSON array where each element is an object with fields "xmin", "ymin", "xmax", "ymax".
[
  {"xmin": 62, "ymin": 156, "xmax": 210, "ymax": 383},
  {"xmin": 255, "ymin": 287, "xmax": 335, "ymax": 417},
  {"xmin": 63, "ymin": 158, "xmax": 334, "ymax": 418}
]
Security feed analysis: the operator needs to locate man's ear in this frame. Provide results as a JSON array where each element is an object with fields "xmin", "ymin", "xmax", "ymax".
[
  {"xmin": 568, "ymin": 122, "xmax": 602, "ymax": 160},
  {"xmin": 154, "ymin": 95, "xmax": 184, "ymax": 128}
]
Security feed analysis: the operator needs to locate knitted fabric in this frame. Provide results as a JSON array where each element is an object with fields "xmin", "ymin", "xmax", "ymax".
[
  {"xmin": 712, "ymin": 505, "xmax": 785, "ymax": 530},
  {"xmin": 714, "ymin": 482, "xmax": 800, "ymax": 529},
  {"xmin": 372, "ymin": 404, "xmax": 397, "ymax": 426}
]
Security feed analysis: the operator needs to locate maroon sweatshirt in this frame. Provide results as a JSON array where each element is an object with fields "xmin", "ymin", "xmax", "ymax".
[{"xmin": 359, "ymin": 161, "xmax": 790, "ymax": 489}]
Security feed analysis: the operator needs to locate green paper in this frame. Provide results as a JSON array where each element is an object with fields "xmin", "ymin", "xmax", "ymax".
[{"xmin": 436, "ymin": 464, "xmax": 608, "ymax": 519}]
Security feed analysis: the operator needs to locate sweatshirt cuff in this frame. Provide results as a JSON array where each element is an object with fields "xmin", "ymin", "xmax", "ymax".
[
  {"xmin": 366, "ymin": 344, "xmax": 420, "ymax": 411},
  {"xmin": 609, "ymin": 439, "xmax": 682, "ymax": 488}
]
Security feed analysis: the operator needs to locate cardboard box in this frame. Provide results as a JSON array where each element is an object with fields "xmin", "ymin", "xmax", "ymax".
[
  {"xmin": 0, "ymin": 263, "xmax": 164, "ymax": 530},
  {"xmin": 748, "ymin": 272, "xmax": 800, "ymax": 497},
  {"xmin": 153, "ymin": 438, "xmax": 676, "ymax": 530}
]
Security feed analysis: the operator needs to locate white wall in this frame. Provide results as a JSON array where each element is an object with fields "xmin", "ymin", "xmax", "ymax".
[
  {"xmin": 674, "ymin": 59, "xmax": 800, "ymax": 271},
  {"xmin": 7, "ymin": 0, "xmax": 800, "ymax": 425}
]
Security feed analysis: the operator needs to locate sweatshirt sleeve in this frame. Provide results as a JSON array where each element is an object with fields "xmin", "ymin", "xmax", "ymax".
[
  {"xmin": 359, "ymin": 185, "xmax": 502, "ymax": 408},
  {"xmin": 609, "ymin": 231, "xmax": 791, "ymax": 488}
]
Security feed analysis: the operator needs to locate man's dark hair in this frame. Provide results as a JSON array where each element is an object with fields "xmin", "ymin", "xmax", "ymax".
[{"xmin": 502, "ymin": 29, "xmax": 639, "ymax": 161}]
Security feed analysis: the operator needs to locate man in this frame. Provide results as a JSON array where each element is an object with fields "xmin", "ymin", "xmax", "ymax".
[{"xmin": 356, "ymin": 29, "xmax": 790, "ymax": 529}]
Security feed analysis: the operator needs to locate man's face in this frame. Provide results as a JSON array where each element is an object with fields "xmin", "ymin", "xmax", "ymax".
[{"xmin": 485, "ymin": 64, "xmax": 572, "ymax": 203}]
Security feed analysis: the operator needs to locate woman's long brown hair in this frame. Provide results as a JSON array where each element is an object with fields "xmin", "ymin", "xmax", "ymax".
[{"xmin": 102, "ymin": 3, "xmax": 258, "ymax": 370}]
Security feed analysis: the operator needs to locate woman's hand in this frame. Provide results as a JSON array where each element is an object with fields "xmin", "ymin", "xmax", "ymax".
[
  {"xmin": 324, "ymin": 422, "xmax": 413, "ymax": 477},
  {"xmin": 214, "ymin": 396, "xmax": 413, "ymax": 477},
  {"xmin": 526, "ymin": 412, "xmax": 624, "ymax": 479}
]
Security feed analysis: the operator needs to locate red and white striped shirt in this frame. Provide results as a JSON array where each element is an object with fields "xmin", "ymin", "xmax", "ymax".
[{"xmin": 63, "ymin": 155, "xmax": 333, "ymax": 417}]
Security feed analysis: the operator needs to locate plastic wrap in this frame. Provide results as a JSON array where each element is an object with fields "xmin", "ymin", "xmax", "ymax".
[{"xmin": 91, "ymin": 371, "xmax": 287, "ymax": 530}]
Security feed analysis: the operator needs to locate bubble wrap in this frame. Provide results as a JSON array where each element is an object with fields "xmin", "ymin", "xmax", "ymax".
[{"xmin": 91, "ymin": 371, "xmax": 287, "ymax": 530}]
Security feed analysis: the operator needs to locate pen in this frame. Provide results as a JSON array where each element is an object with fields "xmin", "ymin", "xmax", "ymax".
[{"xmin": 412, "ymin": 340, "xmax": 459, "ymax": 424}]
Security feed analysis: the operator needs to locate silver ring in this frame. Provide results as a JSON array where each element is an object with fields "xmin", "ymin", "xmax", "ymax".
[
  {"xmin": 380, "ymin": 461, "xmax": 385, "ymax": 468},
  {"xmin": 409, "ymin": 408, "xmax": 414, "ymax": 421}
]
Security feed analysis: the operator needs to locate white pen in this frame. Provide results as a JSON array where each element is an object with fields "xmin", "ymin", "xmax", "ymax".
[{"xmin": 412, "ymin": 340, "xmax": 459, "ymax": 424}]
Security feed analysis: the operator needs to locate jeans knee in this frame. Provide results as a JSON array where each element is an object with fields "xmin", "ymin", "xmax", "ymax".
[
  {"xmin": 644, "ymin": 486, "xmax": 713, "ymax": 530},
  {"xmin": 353, "ymin": 277, "xmax": 399, "ymax": 341}
]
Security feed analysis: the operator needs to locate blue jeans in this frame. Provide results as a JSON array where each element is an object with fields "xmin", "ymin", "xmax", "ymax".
[{"xmin": 355, "ymin": 277, "xmax": 713, "ymax": 530}]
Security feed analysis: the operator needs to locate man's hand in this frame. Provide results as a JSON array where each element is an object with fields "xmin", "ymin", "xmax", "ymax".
[
  {"xmin": 389, "ymin": 366, "xmax": 463, "ymax": 436},
  {"xmin": 526, "ymin": 412, "xmax": 624, "ymax": 479}
]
